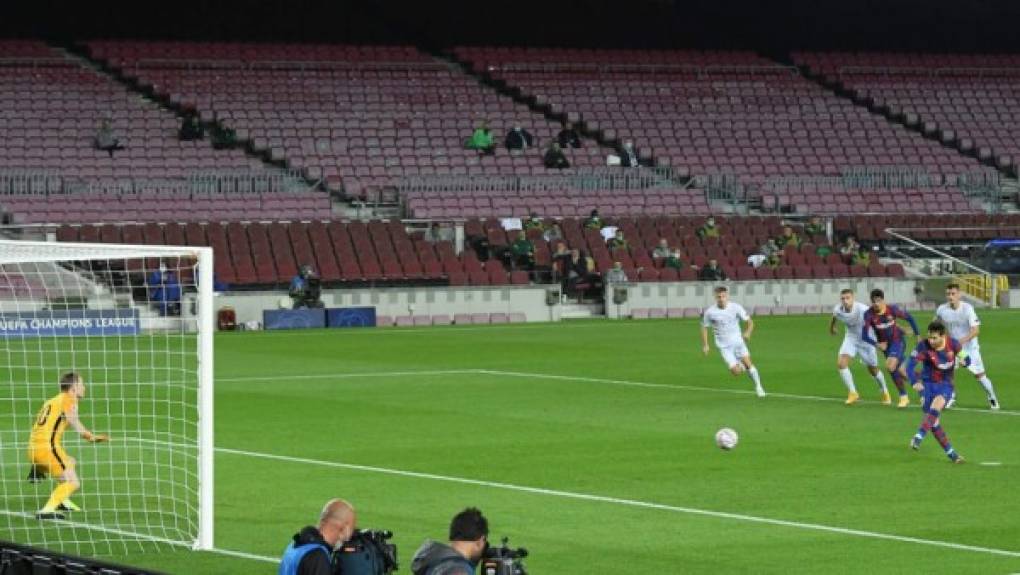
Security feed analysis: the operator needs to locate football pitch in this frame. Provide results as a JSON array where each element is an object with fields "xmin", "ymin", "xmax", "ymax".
[{"xmin": 13, "ymin": 312, "xmax": 1020, "ymax": 573}]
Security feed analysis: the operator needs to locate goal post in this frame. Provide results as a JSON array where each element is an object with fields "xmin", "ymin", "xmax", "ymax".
[{"xmin": 0, "ymin": 239, "xmax": 213, "ymax": 555}]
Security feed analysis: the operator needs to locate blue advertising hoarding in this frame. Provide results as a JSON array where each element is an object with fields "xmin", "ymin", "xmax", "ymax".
[
  {"xmin": 263, "ymin": 308, "xmax": 327, "ymax": 330},
  {"xmin": 326, "ymin": 307, "xmax": 376, "ymax": 328},
  {"xmin": 0, "ymin": 309, "xmax": 141, "ymax": 337}
]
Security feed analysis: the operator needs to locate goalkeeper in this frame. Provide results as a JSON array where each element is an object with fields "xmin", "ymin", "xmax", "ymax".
[{"xmin": 27, "ymin": 371, "xmax": 109, "ymax": 519}]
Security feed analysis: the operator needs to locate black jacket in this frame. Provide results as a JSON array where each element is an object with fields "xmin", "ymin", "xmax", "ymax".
[
  {"xmin": 557, "ymin": 128, "xmax": 582, "ymax": 148},
  {"xmin": 699, "ymin": 266, "xmax": 728, "ymax": 281},
  {"xmin": 616, "ymin": 145, "xmax": 648, "ymax": 167},
  {"xmin": 505, "ymin": 129, "xmax": 535, "ymax": 150},
  {"xmin": 411, "ymin": 540, "xmax": 475, "ymax": 575},
  {"xmin": 543, "ymin": 149, "xmax": 570, "ymax": 169},
  {"xmin": 291, "ymin": 526, "xmax": 333, "ymax": 575}
]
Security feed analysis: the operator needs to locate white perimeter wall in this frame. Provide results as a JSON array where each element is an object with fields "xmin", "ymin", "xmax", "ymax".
[
  {"xmin": 604, "ymin": 279, "xmax": 921, "ymax": 319},
  {"xmin": 208, "ymin": 279, "xmax": 922, "ymax": 326},
  {"xmin": 212, "ymin": 286, "xmax": 561, "ymax": 325}
]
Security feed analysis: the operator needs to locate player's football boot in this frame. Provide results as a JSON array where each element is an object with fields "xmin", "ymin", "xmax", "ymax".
[
  {"xmin": 35, "ymin": 511, "xmax": 65, "ymax": 520},
  {"xmin": 58, "ymin": 500, "xmax": 81, "ymax": 512},
  {"xmin": 879, "ymin": 392, "xmax": 892, "ymax": 405},
  {"xmin": 897, "ymin": 395, "xmax": 910, "ymax": 409},
  {"xmin": 755, "ymin": 385, "xmax": 766, "ymax": 398},
  {"xmin": 989, "ymin": 397, "xmax": 1000, "ymax": 411},
  {"xmin": 948, "ymin": 452, "xmax": 964, "ymax": 464},
  {"xmin": 845, "ymin": 392, "xmax": 860, "ymax": 405},
  {"xmin": 910, "ymin": 435, "xmax": 922, "ymax": 450}
]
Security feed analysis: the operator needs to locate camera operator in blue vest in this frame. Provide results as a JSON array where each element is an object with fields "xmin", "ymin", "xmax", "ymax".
[
  {"xmin": 279, "ymin": 499, "xmax": 357, "ymax": 575},
  {"xmin": 411, "ymin": 507, "xmax": 488, "ymax": 575}
]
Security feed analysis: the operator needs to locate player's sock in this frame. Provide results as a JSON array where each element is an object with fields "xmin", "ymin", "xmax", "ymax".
[
  {"xmin": 747, "ymin": 366, "xmax": 764, "ymax": 395},
  {"xmin": 873, "ymin": 372, "xmax": 888, "ymax": 393},
  {"xmin": 915, "ymin": 409, "xmax": 939, "ymax": 439},
  {"xmin": 931, "ymin": 425, "xmax": 954, "ymax": 455},
  {"xmin": 40, "ymin": 482, "xmax": 78, "ymax": 513},
  {"xmin": 890, "ymin": 371, "xmax": 907, "ymax": 396},
  {"xmin": 978, "ymin": 376, "xmax": 997, "ymax": 401},
  {"xmin": 838, "ymin": 368, "xmax": 857, "ymax": 393}
]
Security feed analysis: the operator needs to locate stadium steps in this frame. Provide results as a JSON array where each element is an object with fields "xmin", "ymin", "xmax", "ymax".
[
  {"xmin": 56, "ymin": 42, "xmax": 325, "ymax": 196},
  {"xmin": 791, "ymin": 55, "xmax": 997, "ymax": 179}
]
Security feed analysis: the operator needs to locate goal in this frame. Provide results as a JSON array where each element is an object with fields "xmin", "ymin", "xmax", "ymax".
[{"xmin": 0, "ymin": 239, "xmax": 213, "ymax": 555}]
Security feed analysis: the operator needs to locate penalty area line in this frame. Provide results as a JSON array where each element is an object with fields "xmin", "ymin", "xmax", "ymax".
[
  {"xmin": 0, "ymin": 510, "xmax": 278, "ymax": 564},
  {"xmin": 217, "ymin": 446, "xmax": 1020, "ymax": 560}
]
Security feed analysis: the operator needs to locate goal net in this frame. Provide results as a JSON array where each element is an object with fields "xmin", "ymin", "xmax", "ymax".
[{"xmin": 0, "ymin": 239, "xmax": 213, "ymax": 555}]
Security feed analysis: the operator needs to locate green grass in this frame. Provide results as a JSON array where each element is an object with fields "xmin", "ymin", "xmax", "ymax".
[{"xmin": 3, "ymin": 312, "xmax": 1020, "ymax": 574}]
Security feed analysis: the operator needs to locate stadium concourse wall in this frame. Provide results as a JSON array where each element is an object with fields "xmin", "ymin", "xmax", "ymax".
[
  {"xmin": 608, "ymin": 279, "xmax": 920, "ymax": 319},
  {"xmin": 209, "ymin": 279, "xmax": 921, "ymax": 327},
  {"xmin": 213, "ymin": 285, "xmax": 562, "ymax": 327}
]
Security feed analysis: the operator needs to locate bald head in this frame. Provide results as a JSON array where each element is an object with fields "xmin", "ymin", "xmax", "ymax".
[{"xmin": 318, "ymin": 499, "xmax": 356, "ymax": 547}]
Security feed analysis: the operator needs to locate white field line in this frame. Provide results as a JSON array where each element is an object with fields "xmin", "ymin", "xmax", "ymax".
[
  {"xmin": 0, "ymin": 509, "xmax": 277, "ymax": 564},
  {"xmin": 217, "ymin": 369, "xmax": 478, "ymax": 383},
  {"xmin": 217, "ymin": 446, "xmax": 1020, "ymax": 559},
  {"xmin": 218, "ymin": 368, "xmax": 1020, "ymax": 417},
  {"xmin": 475, "ymin": 369, "xmax": 1020, "ymax": 417}
]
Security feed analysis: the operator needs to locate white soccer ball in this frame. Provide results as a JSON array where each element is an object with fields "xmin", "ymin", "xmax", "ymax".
[{"xmin": 715, "ymin": 427, "xmax": 739, "ymax": 450}]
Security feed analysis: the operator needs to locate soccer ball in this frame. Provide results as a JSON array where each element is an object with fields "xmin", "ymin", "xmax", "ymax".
[{"xmin": 715, "ymin": 428, "xmax": 739, "ymax": 450}]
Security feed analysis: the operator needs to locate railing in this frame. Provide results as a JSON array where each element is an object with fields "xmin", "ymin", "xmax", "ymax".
[
  {"xmin": 0, "ymin": 169, "xmax": 318, "ymax": 196},
  {"xmin": 954, "ymin": 273, "xmax": 1009, "ymax": 304},
  {"xmin": 0, "ymin": 57, "xmax": 77, "ymax": 69},
  {"xmin": 131, "ymin": 58, "xmax": 448, "ymax": 74},
  {"xmin": 837, "ymin": 65, "xmax": 1020, "ymax": 78},
  {"xmin": 397, "ymin": 167, "xmax": 686, "ymax": 195},
  {"xmin": 758, "ymin": 168, "xmax": 998, "ymax": 190},
  {"xmin": 491, "ymin": 62, "xmax": 801, "ymax": 78}
]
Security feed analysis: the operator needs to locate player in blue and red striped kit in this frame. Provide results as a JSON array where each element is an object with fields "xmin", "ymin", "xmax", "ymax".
[
  {"xmin": 861, "ymin": 289, "xmax": 920, "ymax": 408},
  {"xmin": 906, "ymin": 320, "xmax": 968, "ymax": 463}
]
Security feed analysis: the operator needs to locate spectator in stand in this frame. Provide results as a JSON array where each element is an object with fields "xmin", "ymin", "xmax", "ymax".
[
  {"xmin": 604, "ymin": 262, "xmax": 629, "ymax": 284},
  {"xmin": 758, "ymin": 238, "xmax": 782, "ymax": 268},
  {"xmin": 804, "ymin": 216, "xmax": 825, "ymax": 239},
  {"xmin": 210, "ymin": 123, "xmax": 237, "ymax": 149},
  {"xmin": 607, "ymin": 230, "xmax": 629, "ymax": 250},
  {"xmin": 178, "ymin": 111, "xmax": 204, "ymax": 141},
  {"xmin": 504, "ymin": 124, "xmax": 534, "ymax": 151},
  {"xmin": 510, "ymin": 231, "xmax": 535, "ymax": 270},
  {"xmin": 699, "ymin": 259, "xmax": 728, "ymax": 281},
  {"xmin": 840, "ymin": 236, "xmax": 861, "ymax": 263},
  {"xmin": 815, "ymin": 243, "xmax": 834, "ymax": 259},
  {"xmin": 551, "ymin": 242, "xmax": 571, "ymax": 282},
  {"xmin": 696, "ymin": 216, "xmax": 720, "ymax": 239},
  {"xmin": 94, "ymin": 118, "xmax": 124, "ymax": 157},
  {"xmin": 853, "ymin": 248, "xmax": 872, "ymax": 267},
  {"xmin": 557, "ymin": 122, "xmax": 582, "ymax": 148},
  {"xmin": 566, "ymin": 249, "xmax": 595, "ymax": 298},
  {"xmin": 652, "ymin": 238, "xmax": 672, "ymax": 259},
  {"xmin": 279, "ymin": 499, "xmax": 357, "ymax": 575},
  {"xmin": 543, "ymin": 141, "xmax": 570, "ymax": 169},
  {"xmin": 616, "ymin": 140, "xmax": 648, "ymax": 167},
  {"xmin": 665, "ymin": 249, "xmax": 685, "ymax": 270},
  {"xmin": 584, "ymin": 209, "xmax": 604, "ymax": 230},
  {"xmin": 524, "ymin": 213, "xmax": 544, "ymax": 231},
  {"xmin": 147, "ymin": 262, "xmax": 181, "ymax": 316},
  {"xmin": 465, "ymin": 120, "xmax": 495, "ymax": 155},
  {"xmin": 543, "ymin": 223, "xmax": 563, "ymax": 244},
  {"xmin": 776, "ymin": 225, "xmax": 802, "ymax": 249}
]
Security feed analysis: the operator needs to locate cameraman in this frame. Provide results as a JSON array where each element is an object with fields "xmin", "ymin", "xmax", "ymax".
[
  {"xmin": 411, "ymin": 507, "xmax": 488, "ymax": 575},
  {"xmin": 279, "ymin": 499, "xmax": 357, "ymax": 575},
  {"xmin": 289, "ymin": 264, "xmax": 323, "ymax": 309}
]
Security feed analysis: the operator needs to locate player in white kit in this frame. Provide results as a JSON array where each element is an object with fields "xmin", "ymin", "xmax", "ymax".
[
  {"xmin": 701, "ymin": 286, "xmax": 765, "ymax": 397},
  {"xmin": 935, "ymin": 283, "xmax": 1000, "ymax": 410},
  {"xmin": 829, "ymin": 289, "xmax": 890, "ymax": 405}
]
